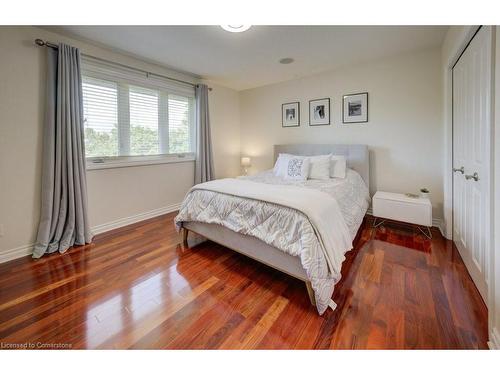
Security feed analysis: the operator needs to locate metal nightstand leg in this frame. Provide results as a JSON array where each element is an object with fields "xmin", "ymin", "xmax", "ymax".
[
  {"xmin": 373, "ymin": 217, "xmax": 432, "ymax": 239},
  {"xmin": 372, "ymin": 217, "xmax": 386, "ymax": 228},
  {"xmin": 417, "ymin": 226, "xmax": 432, "ymax": 239}
]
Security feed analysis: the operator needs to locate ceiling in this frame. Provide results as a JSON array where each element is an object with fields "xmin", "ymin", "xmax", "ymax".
[{"xmin": 47, "ymin": 26, "xmax": 448, "ymax": 91}]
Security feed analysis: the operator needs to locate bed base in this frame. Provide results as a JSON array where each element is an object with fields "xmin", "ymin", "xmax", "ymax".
[{"xmin": 181, "ymin": 218, "xmax": 365, "ymax": 308}]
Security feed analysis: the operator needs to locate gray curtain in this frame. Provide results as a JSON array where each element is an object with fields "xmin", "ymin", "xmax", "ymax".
[
  {"xmin": 33, "ymin": 43, "xmax": 93, "ymax": 259},
  {"xmin": 194, "ymin": 84, "xmax": 214, "ymax": 184}
]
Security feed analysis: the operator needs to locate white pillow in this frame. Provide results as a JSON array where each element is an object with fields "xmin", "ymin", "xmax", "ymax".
[
  {"xmin": 308, "ymin": 154, "xmax": 331, "ymax": 180},
  {"xmin": 273, "ymin": 153, "xmax": 295, "ymax": 177},
  {"xmin": 283, "ymin": 157, "xmax": 310, "ymax": 181},
  {"xmin": 330, "ymin": 155, "xmax": 347, "ymax": 178}
]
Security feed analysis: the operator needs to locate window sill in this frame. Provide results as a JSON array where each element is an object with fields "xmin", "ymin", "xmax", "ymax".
[{"xmin": 86, "ymin": 154, "xmax": 196, "ymax": 171}]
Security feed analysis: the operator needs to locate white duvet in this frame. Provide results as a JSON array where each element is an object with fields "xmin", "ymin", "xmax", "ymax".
[{"xmin": 175, "ymin": 169, "xmax": 370, "ymax": 314}]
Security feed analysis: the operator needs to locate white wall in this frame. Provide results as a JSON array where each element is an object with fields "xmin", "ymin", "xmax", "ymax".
[
  {"xmin": 0, "ymin": 26, "xmax": 240, "ymax": 260},
  {"xmin": 239, "ymin": 48, "xmax": 444, "ymax": 220},
  {"xmin": 203, "ymin": 81, "xmax": 241, "ymax": 178}
]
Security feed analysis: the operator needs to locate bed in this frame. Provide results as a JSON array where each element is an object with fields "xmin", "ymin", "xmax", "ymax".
[{"xmin": 175, "ymin": 144, "xmax": 370, "ymax": 314}]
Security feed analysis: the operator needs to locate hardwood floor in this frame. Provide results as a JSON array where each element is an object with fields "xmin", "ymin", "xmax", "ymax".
[{"xmin": 0, "ymin": 213, "xmax": 488, "ymax": 349}]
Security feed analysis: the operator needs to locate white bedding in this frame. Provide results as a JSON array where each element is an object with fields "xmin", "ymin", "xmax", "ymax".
[
  {"xmin": 174, "ymin": 169, "xmax": 370, "ymax": 314},
  {"xmin": 240, "ymin": 169, "xmax": 369, "ymax": 240}
]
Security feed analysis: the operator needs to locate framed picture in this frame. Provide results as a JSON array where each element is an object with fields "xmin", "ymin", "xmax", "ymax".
[
  {"xmin": 282, "ymin": 102, "xmax": 300, "ymax": 127},
  {"xmin": 309, "ymin": 98, "xmax": 330, "ymax": 126},
  {"xmin": 343, "ymin": 92, "xmax": 368, "ymax": 123}
]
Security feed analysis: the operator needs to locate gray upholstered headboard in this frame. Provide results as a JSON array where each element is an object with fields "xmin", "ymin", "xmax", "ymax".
[{"xmin": 273, "ymin": 144, "xmax": 370, "ymax": 190}]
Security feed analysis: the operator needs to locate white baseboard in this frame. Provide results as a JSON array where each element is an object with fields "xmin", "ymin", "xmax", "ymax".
[
  {"xmin": 489, "ymin": 327, "xmax": 500, "ymax": 349},
  {"xmin": 0, "ymin": 202, "xmax": 181, "ymax": 264},
  {"xmin": 0, "ymin": 243, "xmax": 34, "ymax": 264},
  {"xmin": 434, "ymin": 218, "xmax": 446, "ymax": 238},
  {"xmin": 91, "ymin": 202, "xmax": 181, "ymax": 235}
]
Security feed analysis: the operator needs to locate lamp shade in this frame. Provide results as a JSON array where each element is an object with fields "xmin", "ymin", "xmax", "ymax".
[{"xmin": 241, "ymin": 157, "xmax": 251, "ymax": 167}]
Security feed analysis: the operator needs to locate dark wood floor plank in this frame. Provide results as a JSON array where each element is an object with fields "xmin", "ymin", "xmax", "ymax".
[
  {"xmin": 0, "ymin": 213, "xmax": 488, "ymax": 349},
  {"xmin": 255, "ymin": 282, "xmax": 314, "ymax": 349}
]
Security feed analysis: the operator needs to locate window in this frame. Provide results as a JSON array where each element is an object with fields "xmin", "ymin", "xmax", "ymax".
[{"xmin": 81, "ymin": 58, "xmax": 195, "ymax": 169}]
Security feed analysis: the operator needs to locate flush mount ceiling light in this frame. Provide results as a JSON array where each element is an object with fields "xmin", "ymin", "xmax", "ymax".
[
  {"xmin": 279, "ymin": 57, "xmax": 294, "ymax": 64},
  {"xmin": 220, "ymin": 25, "xmax": 252, "ymax": 33}
]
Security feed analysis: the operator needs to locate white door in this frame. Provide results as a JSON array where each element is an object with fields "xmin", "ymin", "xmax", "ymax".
[{"xmin": 452, "ymin": 26, "xmax": 492, "ymax": 303}]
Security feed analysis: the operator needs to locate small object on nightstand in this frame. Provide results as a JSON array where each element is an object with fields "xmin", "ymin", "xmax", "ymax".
[
  {"xmin": 241, "ymin": 157, "xmax": 251, "ymax": 175},
  {"xmin": 405, "ymin": 193, "xmax": 419, "ymax": 199},
  {"xmin": 372, "ymin": 191, "xmax": 433, "ymax": 239},
  {"xmin": 419, "ymin": 188, "xmax": 430, "ymax": 199}
]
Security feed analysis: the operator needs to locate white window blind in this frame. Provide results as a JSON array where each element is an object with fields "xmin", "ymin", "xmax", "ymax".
[
  {"xmin": 82, "ymin": 77, "xmax": 119, "ymax": 157},
  {"xmin": 81, "ymin": 57, "xmax": 196, "ymax": 166},
  {"xmin": 129, "ymin": 86, "xmax": 159, "ymax": 155},
  {"xmin": 168, "ymin": 94, "xmax": 192, "ymax": 153}
]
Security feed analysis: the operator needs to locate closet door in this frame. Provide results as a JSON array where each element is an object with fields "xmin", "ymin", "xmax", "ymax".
[{"xmin": 452, "ymin": 26, "xmax": 492, "ymax": 303}]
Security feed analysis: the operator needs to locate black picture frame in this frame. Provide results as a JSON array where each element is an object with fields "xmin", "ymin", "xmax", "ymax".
[
  {"xmin": 309, "ymin": 98, "xmax": 331, "ymax": 126},
  {"xmin": 342, "ymin": 92, "xmax": 368, "ymax": 124},
  {"xmin": 282, "ymin": 102, "xmax": 300, "ymax": 127}
]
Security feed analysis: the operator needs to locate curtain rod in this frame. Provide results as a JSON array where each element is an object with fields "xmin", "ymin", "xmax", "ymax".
[{"xmin": 34, "ymin": 38, "xmax": 212, "ymax": 91}]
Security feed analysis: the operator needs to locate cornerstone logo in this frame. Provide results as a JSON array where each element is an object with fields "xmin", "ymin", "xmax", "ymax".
[{"xmin": 0, "ymin": 342, "xmax": 72, "ymax": 349}]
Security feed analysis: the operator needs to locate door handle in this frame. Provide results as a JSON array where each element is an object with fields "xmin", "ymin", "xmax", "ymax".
[
  {"xmin": 453, "ymin": 166, "xmax": 464, "ymax": 174},
  {"xmin": 465, "ymin": 172, "xmax": 479, "ymax": 181}
]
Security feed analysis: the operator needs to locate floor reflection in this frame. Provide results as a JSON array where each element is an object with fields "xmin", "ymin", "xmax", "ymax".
[{"xmin": 85, "ymin": 294, "xmax": 124, "ymax": 348}]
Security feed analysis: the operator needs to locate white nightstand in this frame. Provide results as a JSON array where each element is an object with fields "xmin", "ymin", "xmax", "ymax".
[{"xmin": 372, "ymin": 191, "xmax": 433, "ymax": 238}]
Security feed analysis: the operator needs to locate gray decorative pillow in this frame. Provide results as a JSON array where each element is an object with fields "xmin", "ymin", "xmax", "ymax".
[
  {"xmin": 288, "ymin": 158, "xmax": 303, "ymax": 177},
  {"xmin": 284, "ymin": 157, "xmax": 310, "ymax": 181}
]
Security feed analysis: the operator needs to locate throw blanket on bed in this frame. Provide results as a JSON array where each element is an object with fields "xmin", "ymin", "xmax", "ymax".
[{"xmin": 175, "ymin": 178, "xmax": 354, "ymax": 315}]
